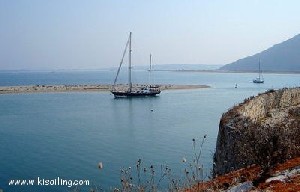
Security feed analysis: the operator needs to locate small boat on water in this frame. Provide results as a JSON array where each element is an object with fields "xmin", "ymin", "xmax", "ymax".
[
  {"xmin": 253, "ymin": 59, "xmax": 264, "ymax": 83},
  {"xmin": 111, "ymin": 32, "xmax": 161, "ymax": 97}
]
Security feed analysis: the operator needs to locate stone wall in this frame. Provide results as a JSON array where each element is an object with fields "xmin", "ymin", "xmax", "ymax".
[{"xmin": 213, "ymin": 88, "xmax": 300, "ymax": 176}]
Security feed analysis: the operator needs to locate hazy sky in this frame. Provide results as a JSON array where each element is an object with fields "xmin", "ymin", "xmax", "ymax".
[{"xmin": 0, "ymin": 0, "xmax": 300, "ymax": 70}]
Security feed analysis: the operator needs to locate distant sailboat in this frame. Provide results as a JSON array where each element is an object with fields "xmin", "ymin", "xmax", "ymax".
[
  {"xmin": 253, "ymin": 59, "xmax": 264, "ymax": 83},
  {"xmin": 111, "ymin": 32, "xmax": 161, "ymax": 97}
]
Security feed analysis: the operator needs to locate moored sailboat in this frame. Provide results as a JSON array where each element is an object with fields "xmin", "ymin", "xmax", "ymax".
[
  {"xmin": 253, "ymin": 59, "xmax": 264, "ymax": 83},
  {"xmin": 111, "ymin": 32, "xmax": 161, "ymax": 97}
]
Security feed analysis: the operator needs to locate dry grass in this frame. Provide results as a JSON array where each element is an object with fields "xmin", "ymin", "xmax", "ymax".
[{"xmin": 186, "ymin": 157, "xmax": 300, "ymax": 192}]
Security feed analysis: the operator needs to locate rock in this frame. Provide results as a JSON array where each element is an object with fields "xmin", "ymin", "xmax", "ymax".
[
  {"xmin": 213, "ymin": 88, "xmax": 300, "ymax": 176},
  {"xmin": 227, "ymin": 181, "xmax": 253, "ymax": 192}
]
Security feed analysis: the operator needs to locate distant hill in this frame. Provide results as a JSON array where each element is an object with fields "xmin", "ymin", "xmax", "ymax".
[
  {"xmin": 133, "ymin": 64, "xmax": 222, "ymax": 71},
  {"xmin": 220, "ymin": 34, "xmax": 300, "ymax": 72}
]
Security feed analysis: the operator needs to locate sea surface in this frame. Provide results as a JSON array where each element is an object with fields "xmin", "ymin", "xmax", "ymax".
[{"xmin": 0, "ymin": 70, "xmax": 299, "ymax": 191}]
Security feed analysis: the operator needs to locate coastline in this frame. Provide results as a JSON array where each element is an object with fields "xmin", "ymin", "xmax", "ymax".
[
  {"xmin": 0, "ymin": 84, "xmax": 209, "ymax": 94},
  {"xmin": 154, "ymin": 69, "xmax": 300, "ymax": 74}
]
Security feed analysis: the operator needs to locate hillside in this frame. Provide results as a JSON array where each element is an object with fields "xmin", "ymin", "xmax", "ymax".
[
  {"xmin": 131, "ymin": 64, "xmax": 222, "ymax": 71},
  {"xmin": 220, "ymin": 34, "xmax": 300, "ymax": 72}
]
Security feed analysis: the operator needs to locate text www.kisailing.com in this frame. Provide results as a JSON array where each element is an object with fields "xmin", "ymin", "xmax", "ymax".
[{"xmin": 8, "ymin": 177, "xmax": 90, "ymax": 188}]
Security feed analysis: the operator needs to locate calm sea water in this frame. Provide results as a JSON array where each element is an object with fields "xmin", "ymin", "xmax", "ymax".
[{"xmin": 0, "ymin": 70, "xmax": 299, "ymax": 191}]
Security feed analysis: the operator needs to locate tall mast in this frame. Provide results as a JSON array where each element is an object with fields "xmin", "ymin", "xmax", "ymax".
[
  {"xmin": 128, "ymin": 32, "xmax": 132, "ymax": 92},
  {"xmin": 148, "ymin": 53, "xmax": 152, "ymax": 86},
  {"xmin": 150, "ymin": 54, "xmax": 152, "ymax": 71},
  {"xmin": 259, "ymin": 59, "xmax": 261, "ymax": 79}
]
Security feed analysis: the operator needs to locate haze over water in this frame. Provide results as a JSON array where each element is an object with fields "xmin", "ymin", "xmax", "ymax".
[{"xmin": 1, "ymin": 70, "xmax": 300, "ymax": 191}]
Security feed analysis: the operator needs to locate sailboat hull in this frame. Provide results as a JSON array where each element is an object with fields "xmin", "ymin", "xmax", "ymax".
[
  {"xmin": 111, "ymin": 90, "xmax": 161, "ymax": 97},
  {"xmin": 253, "ymin": 80, "xmax": 264, "ymax": 83},
  {"xmin": 253, "ymin": 79, "xmax": 264, "ymax": 83},
  {"xmin": 253, "ymin": 78, "xmax": 264, "ymax": 83}
]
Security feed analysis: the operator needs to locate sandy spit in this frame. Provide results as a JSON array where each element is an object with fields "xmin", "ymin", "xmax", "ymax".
[{"xmin": 0, "ymin": 84, "xmax": 209, "ymax": 94}]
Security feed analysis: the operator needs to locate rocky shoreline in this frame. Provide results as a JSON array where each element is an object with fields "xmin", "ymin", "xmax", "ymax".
[
  {"xmin": 186, "ymin": 157, "xmax": 300, "ymax": 191},
  {"xmin": 0, "ymin": 84, "xmax": 209, "ymax": 94},
  {"xmin": 186, "ymin": 87, "xmax": 300, "ymax": 191},
  {"xmin": 213, "ymin": 87, "xmax": 300, "ymax": 177}
]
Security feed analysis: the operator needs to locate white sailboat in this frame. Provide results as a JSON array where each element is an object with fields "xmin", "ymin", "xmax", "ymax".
[
  {"xmin": 253, "ymin": 59, "xmax": 264, "ymax": 83},
  {"xmin": 111, "ymin": 32, "xmax": 161, "ymax": 97}
]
